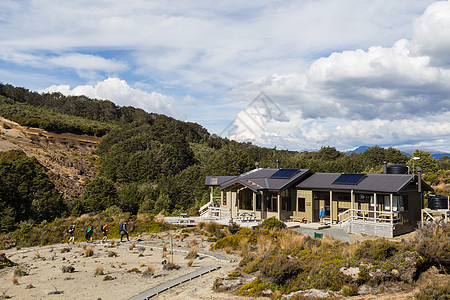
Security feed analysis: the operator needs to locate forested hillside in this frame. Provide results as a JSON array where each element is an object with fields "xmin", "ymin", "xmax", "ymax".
[{"xmin": 0, "ymin": 83, "xmax": 449, "ymax": 232}]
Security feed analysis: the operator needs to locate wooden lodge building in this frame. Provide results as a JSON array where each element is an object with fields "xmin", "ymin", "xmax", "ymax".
[{"xmin": 205, "ymin": 164, "xmax": 432, "ymax": 237}]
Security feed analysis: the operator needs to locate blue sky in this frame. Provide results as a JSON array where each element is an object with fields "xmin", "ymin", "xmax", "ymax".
[{"xmin": 1, "ymin": 0, "xmax": 450, "ymax": 152}]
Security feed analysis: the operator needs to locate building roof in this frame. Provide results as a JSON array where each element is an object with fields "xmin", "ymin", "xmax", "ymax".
[
  {"xmin": 296, "ymin": 173, "xmax": 433, "ymax": 193},
  {"xmin": 219, "ymin": 168, "xmax": 312, "ymax": 192},
  {"xmin": 205, "ymin": 176, "xmax": 238, "ymax": 186}
]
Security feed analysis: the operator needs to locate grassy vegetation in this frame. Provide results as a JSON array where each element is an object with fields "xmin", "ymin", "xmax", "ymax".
[
  {"xmin": 0, "ymin": 213, "xmax": 173, "ymax": 250},
  {"xmin": 213, "ymin": 222, "xmax": 449, "ymax": 298}
]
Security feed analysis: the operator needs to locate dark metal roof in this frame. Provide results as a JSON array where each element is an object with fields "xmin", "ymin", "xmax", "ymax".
[
  {"xmin": 297, "ymin": 173, "xmax": 433, "ymax": 193},
  {"xmin": 205, "ymin": 176, "xmax": 238, "ymax": 186},
  {"xmin": 219, "ymin": 168, "xmax": 312, "ymax": 192}
]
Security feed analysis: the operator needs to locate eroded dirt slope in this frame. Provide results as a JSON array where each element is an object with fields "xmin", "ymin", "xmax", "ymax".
[{"xmin": 0, "ymin": 117, "xmax": 100, "ymax": 200}]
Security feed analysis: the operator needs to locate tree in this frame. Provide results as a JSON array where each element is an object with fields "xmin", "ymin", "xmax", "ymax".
[
  {"xmin": 437, "ymin": 156, "xmax": 450, "ymax": 170},
  {"xmin": 384, "ymin": 147, "xmax": 408, "ymax": 165},
  {"xmin": 362, "ymin": 146, "xmax": 385, "ymax": 169},
  {"xmin": 81, "ymin": 176, "xmax": 118, "ymax": 213},
  {"xmin": 407, "ymin": 150, "xmax": 438, "ymax": 173}
]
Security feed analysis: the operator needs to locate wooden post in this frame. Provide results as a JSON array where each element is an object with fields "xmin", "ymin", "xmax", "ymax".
[
  {"xmin": 390, "ymin": 194, "xmax": 394, "ymax": 224},
  {"xmin": 277, "ymin": 194, "xmax": 281, "ymax": 220},
  {"xmin": 329, "ymin": 190, "xmax": 333, "ymax": 224},
  {"xmin": 374, "ymin": 193, "xmax": 377, "ymax": 222},
  {"xmin": 170, "ymin": 236, "xmax": 173, "ymax": 264},
  {"xmin": 351, "ymin": 190, "xmax": 354, "ymax": 219},
  {"xmin": 252, "ymin": 192, "xmax": 256, "ymax": 213}
]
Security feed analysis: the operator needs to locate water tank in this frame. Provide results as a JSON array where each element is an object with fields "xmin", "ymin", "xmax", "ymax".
[
  {"xmin": 386, "ymin": 164, "xmax": 409, "ymax": 174},
  {"xmin": 428, "ymin": 195, "xmax": 449, "ymax": 210}
]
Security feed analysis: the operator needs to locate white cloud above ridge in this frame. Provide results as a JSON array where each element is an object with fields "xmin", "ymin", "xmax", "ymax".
[{"xmin": 40, "ymin": 77, "xmax": 178, "ymax": 117}]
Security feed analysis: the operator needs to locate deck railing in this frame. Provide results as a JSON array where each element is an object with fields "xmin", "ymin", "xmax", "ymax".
[
  {"xmin": 200, "ymin": 206, "xmax": 231, "ymax": 220},
  {"xmin": 338, "ymin": 209, "xmax": 401, "ymax": 224}
]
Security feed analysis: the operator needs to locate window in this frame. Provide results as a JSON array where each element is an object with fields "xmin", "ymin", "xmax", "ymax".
[
  {"xmin": 384, "ymin": 195, "xmax": 390, "ymax": 210},
  {"xmin": 281, "ymin": 189, "xmax": 292, "ymax": 211},
  {"xmin": 239, "ymin": 189, "xmax": 253, "ymax": 210},
  {"xmin": 266, "ymin": 193, "xmax": 278, "ymax": 212},
  {"xmin": 256, "ymin": 193, "xmax": 261, "ymax": 210},
  {"xmin": 298, "ymin": 197, "xmax": 306, "ymax": 212}
]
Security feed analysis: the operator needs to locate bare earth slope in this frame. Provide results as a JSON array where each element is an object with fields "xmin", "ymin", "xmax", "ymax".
[{"xmin": 0, "ymin": 117, "xmax": 100, "ymax": 200}]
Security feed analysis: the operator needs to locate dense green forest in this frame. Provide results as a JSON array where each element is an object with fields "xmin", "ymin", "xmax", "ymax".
[{"xmin": 0, "ymin": 83, "xmax": 448, "ymax": 233}]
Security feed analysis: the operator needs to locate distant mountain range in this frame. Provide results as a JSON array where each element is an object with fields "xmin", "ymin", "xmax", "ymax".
[{"xmin": 347, "ymin": 146, "xmax": 450, "ymax": 159}]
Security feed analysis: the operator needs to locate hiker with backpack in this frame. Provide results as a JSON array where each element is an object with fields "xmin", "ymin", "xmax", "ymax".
[
  {"xmin": 119, "ymin": 220, "xmax": 129, "ymax": 242},
  {"xmin": 85, "ymin": 224, "xmax": 94, "ymax": 243},
  {"xmin": 67, "ymin": 224, "xmax": 75, "ymax": 244},
  {"xmin": 100, "ymin": 222, "xmax": 109, "ymax": 244}
]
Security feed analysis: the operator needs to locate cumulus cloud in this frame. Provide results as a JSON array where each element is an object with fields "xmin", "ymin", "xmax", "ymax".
[
  {"xmin": 228, "ymin": 1, "xmax": 450, "ymax": 152},
  {"xmin": 40, "ymin": 77, "xmax": 178, "ymax": 117}
]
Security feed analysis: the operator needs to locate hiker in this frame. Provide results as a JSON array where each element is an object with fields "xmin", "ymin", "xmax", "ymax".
[
  {"xmin": 119, "ymin": 220, "xmax": 129, "ymax": 242},
  {"xmin": 67, "ymin": 224, "xmax": 75, "ymax": 244},
  {"xmin": 319, "ymin": 207, "xmax": 326, "ymax": 224},
  {"xmin": 100, "ymin": 222, "xmax": 109, "ymax": 244},
  {"xmin": 85, "ymin": 224, "xmax": 94, "ymax": 243}
]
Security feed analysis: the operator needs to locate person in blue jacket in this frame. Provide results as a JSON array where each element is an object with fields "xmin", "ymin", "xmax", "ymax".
[{"xmin": 319, "ymin": 207, "xmax": 326, "ymax": 224}]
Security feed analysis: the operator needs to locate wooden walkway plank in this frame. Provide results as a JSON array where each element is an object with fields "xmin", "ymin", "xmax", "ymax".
[{"xmin": 127, "ymin": 265, "xmax": 221, "ymax": 300}]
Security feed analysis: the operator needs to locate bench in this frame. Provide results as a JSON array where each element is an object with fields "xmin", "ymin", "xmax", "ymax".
[{"xmin": 289, "ymin": 216, "xmax": 307, "ymax": 223}]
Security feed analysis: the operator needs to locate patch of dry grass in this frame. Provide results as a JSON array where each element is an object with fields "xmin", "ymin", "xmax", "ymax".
[
  {"xmin": 84, "ymin": 246, "xmax": 94, "ymax": 257},
  {"xmin": 94, "ymin": 263, "xmax": 104, "ymax": 275}
]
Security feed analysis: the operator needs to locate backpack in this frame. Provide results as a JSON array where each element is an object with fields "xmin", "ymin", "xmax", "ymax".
[
  {"xmin": 67, "ymin": 226, "xmax": 72, "ymax": 233},
  {"xmin": 99, "ymin": 225, "xmax": 104, "ymax": 233},
  {"xmin": 119, "ymin": 222, "xmax": 124, "ymax": 232},
  {"xmin": 86, "ymin": 226, "xmax": 92, "ymax": 233}
]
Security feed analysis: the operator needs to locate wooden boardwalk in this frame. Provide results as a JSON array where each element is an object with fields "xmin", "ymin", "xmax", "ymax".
[{"xmin": 127, "ymin": 265, "xmax": 221, "ymax": 300}]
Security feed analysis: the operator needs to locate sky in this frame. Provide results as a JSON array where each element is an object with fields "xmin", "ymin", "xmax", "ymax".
[{"xmin": 1, "ymin": 0, "xmax": 450, "ymax": 152}]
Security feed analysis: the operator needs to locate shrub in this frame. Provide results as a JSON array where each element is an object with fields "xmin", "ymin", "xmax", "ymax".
[
  {"xmin": 14, "ymin": 265, "xmax": 29, "ymax": 277},
  {"xmin": 260, "ymin": 217, "xmax": 286, "ymax": 230},
  {"xmin": 260, "ymin": 254, "xmax": 301, "ymax": 285},
  {"xmin": 163, "ymin": 262, "xmax": 180, "ymax": 270},
  {"xmin": 341, "ymin": 284, "xmax": 358, "ymax": 296},
  {"xmin": 415, "ymin": 280, "xmax": 450, "ymax": 300},
  {"xmin": 108, "ymin": 251, "xmax": 117, "ymax": 257},
  {"xmin": 354, "ymin": 239, "xmax": 400, "ymax": 261}
]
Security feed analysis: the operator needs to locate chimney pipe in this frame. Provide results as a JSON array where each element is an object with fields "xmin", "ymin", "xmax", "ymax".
[
  {"xmin": 276, "ymin": 159, "xmax": 280, "ymax": 169},
  {"xmin": 255, "ymin": 162, "xmax": 260, "ymax": 169},
  {"xmin": 417, "ymin": 167, "xmax": 423, "ymax": 193},
  {"xmin": 383, "ymin": 161, "xmax": 387, "ymax": 174}
]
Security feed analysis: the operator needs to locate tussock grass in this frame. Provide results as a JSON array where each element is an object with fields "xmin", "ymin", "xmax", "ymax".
[
  {"xmin": 94, "ymin": 264, "xmax": 104, "ymax": 275},
  {"xmin": 84, "ymin": 246, "xmax": 94, "ymax": 257},
  {"xmin": 128, "ymin": 241, "xmax": 136, "ymax": 250}
]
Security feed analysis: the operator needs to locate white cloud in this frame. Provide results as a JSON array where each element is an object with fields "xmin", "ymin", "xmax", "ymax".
[
  {"xmin": 40, "ymin": 77, "xmax": 178, "ymax": 117},
  {"xmin": 228, "ymin": 0, "xmax": 450, "ymax": 151},
  {"xmin": 48, "ymin": 54, "xmax": 127, "ymax": 72}
]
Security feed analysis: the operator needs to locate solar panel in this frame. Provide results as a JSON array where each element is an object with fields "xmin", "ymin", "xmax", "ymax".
[
  {"xmin": 270, "ymin": 169, "xmax": 300, "ymax": 179},
  {"xmin": 332, "ymin": 174, "xmax": 367, "ymax": 185}
]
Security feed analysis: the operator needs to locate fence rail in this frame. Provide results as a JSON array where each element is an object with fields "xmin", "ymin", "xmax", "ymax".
[{"xmin": 338, "ymin": 209, "xmax": 401, "ymax": 224}]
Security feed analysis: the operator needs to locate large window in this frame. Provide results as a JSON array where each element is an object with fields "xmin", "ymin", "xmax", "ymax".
[
  {"xmin": 266, "ymin": 193, "xmax": 278, "ymax": 212},
  {"xmin": 298, "ymin": 197, "xmax": 306, "ymax": 212},
  {"xmin": 239, "ymin": 189, "xmax": 253, "ymax": 210},
  {"xmin": 281, "ymin": 189, "xmax": 292, "ymax": 211},
  {"xmin": 383, "ymin": 195, "xmax": 408, "ymax": 211}
]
